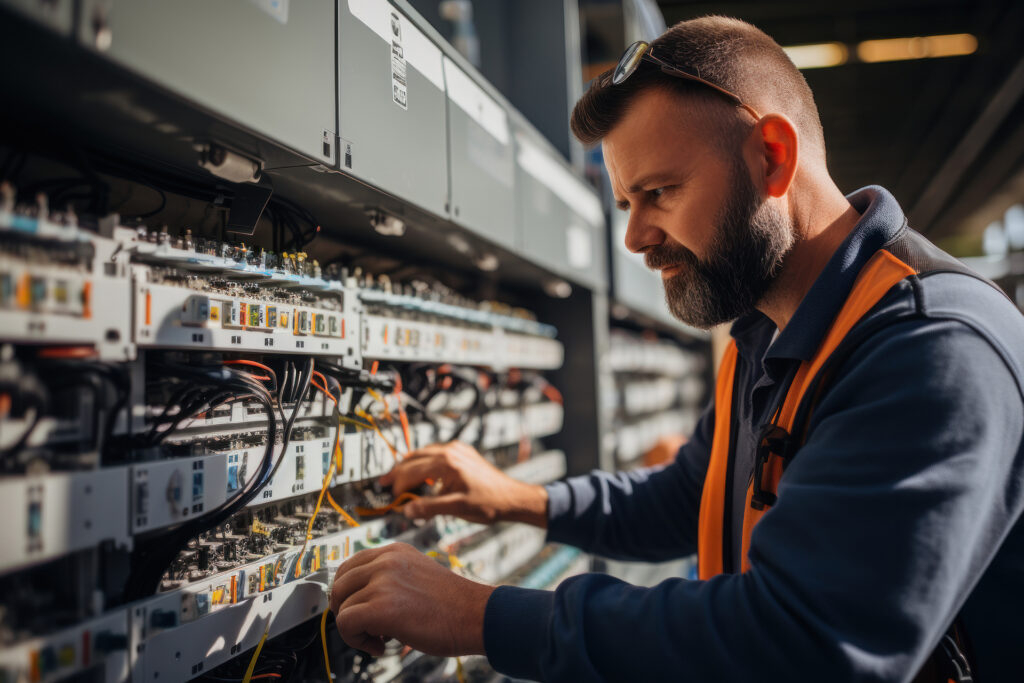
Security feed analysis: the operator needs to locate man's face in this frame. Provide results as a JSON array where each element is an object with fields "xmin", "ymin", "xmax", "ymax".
[{"xmin": 603, "ymin": 88, "xmax": 794, "ymax": 328}]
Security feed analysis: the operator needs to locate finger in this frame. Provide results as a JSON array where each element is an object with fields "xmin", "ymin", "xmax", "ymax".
[
  {"xmin": 329, "ymin": 561, "xmax": 378, "ymax": 614},
  {"xmin": 336, "ymin": 603, "xmax": 388, "ymax": 656},
  {"xmin": 403, "ymin": 493, "xmax": 470, "ymax": 520},
  {"xmin": 400, "ymin": 443, "xmax": 456, "ymax": 462},
  {"xmin": 388, "ymin": 456, "xmax": 457, "ymax": 495},
  {"xmin": 329, "ymin": 546, "xmax": 393, "ymax": 610},
  {"xmin": 380, "ymin": 445, "xmax": 454, "ymax": 486}
]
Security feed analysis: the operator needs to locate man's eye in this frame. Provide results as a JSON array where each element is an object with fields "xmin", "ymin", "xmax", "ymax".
[{"xmin": 650, "ymin": 187, "xmax": 665, "ymax": 199}]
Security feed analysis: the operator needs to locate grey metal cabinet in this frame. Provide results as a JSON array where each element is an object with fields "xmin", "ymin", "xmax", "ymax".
[
  {"xmin": 77, "ymin": 0, "xmax": 336, "ymax": 167},
  {"xmin": 0, "ymin": 0, "xmax": 73, "ymax": 35},
  {"xmin": 514, "ymin": 123, "xmax": 607, "ymax": 291},
  {"xmin": 443, "ymin": 56, "xmax": 517, "ymax": 250},
  {"xmin": 338, "ymin": 0, "xmax": 449, "ymax": 219}
]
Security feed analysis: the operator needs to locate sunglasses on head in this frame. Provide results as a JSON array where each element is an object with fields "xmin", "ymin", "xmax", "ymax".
[{"xmin": 612, "ymin": 40, "xmax": 761, "ymax": 120}]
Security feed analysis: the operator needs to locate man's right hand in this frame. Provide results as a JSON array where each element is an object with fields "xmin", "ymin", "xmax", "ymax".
[{"xmin": 379, "ymin": 441, "xmax": 548, "ymax": 527}]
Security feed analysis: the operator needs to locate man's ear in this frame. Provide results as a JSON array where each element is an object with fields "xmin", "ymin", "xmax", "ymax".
[{"xmin": 753, "ymin": 114, "xmax": 799, "ymax": 197}]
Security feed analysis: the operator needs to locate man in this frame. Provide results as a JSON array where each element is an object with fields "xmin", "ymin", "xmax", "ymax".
[{"xmin": 329, "ymin": 17, "xmax": 1024, "ymax": 681}]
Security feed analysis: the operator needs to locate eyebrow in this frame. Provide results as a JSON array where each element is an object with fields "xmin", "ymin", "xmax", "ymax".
[
  {"xmin": 613, "ymin": 172, "xmax": 680, "ymax": 209},
  {"xmin": 624, "ymin": 173, "xmax": 677, "ymax": 194}
]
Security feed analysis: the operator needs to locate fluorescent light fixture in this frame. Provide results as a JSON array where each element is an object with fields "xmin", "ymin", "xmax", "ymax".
[
  {"xmin": 782, "ymin": 42, "xmax": 849, "ymax": 69},
  {"xmin": 857, "ymin": 33, "xmax": 977, "ymax": 63}
]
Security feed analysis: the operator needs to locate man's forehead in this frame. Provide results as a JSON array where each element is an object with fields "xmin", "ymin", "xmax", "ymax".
[{"xmin": 603, "ymin": 92, "xmax": 703, "ymax": 194}]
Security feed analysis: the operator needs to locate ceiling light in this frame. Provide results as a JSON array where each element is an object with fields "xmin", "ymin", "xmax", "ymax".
[
  {"xmin": 856, "ymin": 33, "xmax": 977, "ymax": 64},
  {"xmin": 782, "ymin": 42, "xmax": 848, "ymax": 69}
]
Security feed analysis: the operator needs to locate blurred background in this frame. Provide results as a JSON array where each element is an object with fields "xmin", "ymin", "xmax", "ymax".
[{"xmin": 413, "ymin": 0, "xmax": 1024, "ymax": 305}]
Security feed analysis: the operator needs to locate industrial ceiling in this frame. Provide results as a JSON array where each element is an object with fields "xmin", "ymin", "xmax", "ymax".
[{"xmin": 624, "ymin": 0, "xmax": 1024, "ymax": 252}]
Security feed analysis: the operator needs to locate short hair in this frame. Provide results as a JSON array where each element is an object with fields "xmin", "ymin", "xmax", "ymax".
[{"xmin": 571, "ymin": 16, "xmax": 825, "ymax": 159}]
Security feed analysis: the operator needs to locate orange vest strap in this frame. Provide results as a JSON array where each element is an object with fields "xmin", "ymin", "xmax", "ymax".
[
  {"xmin": 697, "ymin": 341, "xmax": 738, "ymax": 580},
  {"xmin": 697, "ymin": 249, "xmax": 916, "ymax": 579}
]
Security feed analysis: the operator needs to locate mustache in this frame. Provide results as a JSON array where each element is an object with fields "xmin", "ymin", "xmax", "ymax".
[{"xmin": 644, "ymin": 244, "xmax": 700, "ymax": 271}]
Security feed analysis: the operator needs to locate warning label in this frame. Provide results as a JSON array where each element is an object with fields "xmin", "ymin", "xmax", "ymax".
[{"xmin": 389, "ymin": 10, "xmax": 408, "ymax": 110}]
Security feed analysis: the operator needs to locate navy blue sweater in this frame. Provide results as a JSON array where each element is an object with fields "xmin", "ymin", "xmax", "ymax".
[{"xmin": 483, "ymin": 187, "xmax": 1024, "ymax": 682}]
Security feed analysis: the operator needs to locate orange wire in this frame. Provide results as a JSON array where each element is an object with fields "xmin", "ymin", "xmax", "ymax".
[
  {"xmin": 541, "ymin": 382, "xmax": 564, "ymax": 405},
  {"xmin": 354, "ymin": 492, "xmax": 420, "ymax": 517},
  {"xmin": 312, "ymin": 371, "xmax": 336, "ymax": 402},
  {"xmin": 36, "ymin": 346, "xmax": 97, "ymax": 359},
  {"xmin": 392, "ymin": 375, "xmax": 412, "ymax": 451},
  {"xmin": 223, "ymin": 359, "xmax": 275, "ymax": 374},
  {"xmin": 310, "ymin": 378, "xmax": 336, "ymax": 404},
  {"xmin": 326, "ymin": 490, "xmax": 360, "ymax": 527}
]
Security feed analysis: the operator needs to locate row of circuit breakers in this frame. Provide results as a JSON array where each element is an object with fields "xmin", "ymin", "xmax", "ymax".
[{"xmin": 0, "ymin": 188, "xmax": 583, "ymax": 683}]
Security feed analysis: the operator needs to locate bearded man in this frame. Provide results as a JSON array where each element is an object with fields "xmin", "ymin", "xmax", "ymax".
[{"xmin": 329, "ymin": 16, "xmax": 1024, "ymax": 682}]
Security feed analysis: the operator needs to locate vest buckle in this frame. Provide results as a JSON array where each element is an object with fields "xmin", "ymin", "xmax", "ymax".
[{"xmin": 752, "ymin": 423, "xmax": 795, "ymax": 510}]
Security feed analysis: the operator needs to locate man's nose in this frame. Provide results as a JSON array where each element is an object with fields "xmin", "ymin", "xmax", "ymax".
[{"xmin": 624, "ymin": 211, "xmax": 664, "ymax": 254}]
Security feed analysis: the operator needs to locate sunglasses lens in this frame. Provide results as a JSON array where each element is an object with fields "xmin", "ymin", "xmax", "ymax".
[{"xmin": 613, "ymin": 41, "xmax": 648, "ymax": 85}]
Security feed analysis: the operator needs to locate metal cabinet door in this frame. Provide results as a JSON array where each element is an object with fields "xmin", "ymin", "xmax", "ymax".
[
  {"xmin": 443, "ymin": 56, "xmax": 516, "ymax": 250},
  {"xmin": 78, "ymin": 0, "xmax": 336, "ymax": 166},
  {"xmin": 515, "ymin": 128, "xmax": 607, "ymax": 290},
  {"xmin": 339, "ymin": 0, "xmax": 449, "ymax": 219},
  {"xmin": 0, "ymin": 0, "xmax": 73, "ymax": 34}
]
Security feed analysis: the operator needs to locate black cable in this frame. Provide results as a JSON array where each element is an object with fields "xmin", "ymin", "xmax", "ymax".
[
  {"xmin": 264, "ymin": 358, "xmax": 312, "ymax": 486},
  {"xmin": 125, "ymin": 365, "xmax": 278, "ymax": 599},
  {"xmin": 130, "ymin": 186, "xmax": 167, "ymax": 219}
]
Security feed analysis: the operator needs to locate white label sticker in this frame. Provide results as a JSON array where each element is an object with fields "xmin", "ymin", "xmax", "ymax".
[
  {"xmin": 348, "ymin": 0, "xmax": 445, "ymax": 90},
  {"xmin": 567, "ymin": 225, "xmax": 593, "ymax": 270},
  {"xmin": 389, "ymin": 9, "xmax": 408, "ymax": 109}
]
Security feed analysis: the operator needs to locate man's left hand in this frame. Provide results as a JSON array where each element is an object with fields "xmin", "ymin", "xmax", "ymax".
[{"xmin": 328, "ymin": 543, "xmax": 494, "ymax": 657}]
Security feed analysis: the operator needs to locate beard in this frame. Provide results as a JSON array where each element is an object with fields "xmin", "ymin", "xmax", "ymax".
[{"xmin": 645, "ymin": 158, "xmax": 794, "ymax": 329}]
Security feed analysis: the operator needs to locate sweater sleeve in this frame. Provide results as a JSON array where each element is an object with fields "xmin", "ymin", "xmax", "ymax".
[
  {"xmin": 484, "ymin": 319, "xmax": 1024, "ymax": 682},
  {"xmin": 541, "ymin": 400, "xmax": 714, "ymax": 562}
]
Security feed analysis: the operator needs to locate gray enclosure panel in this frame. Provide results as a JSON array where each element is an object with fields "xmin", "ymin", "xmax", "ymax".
[
  {"xmin": 77, "ymin": 0, "xmax": 337, "ymax": 166},
  {"xmin": 515, "ymin": 127, "xmax": 607, "ymax": 290},
  {"xmin": 338, "ymin": 0, "xmax": 449, "ymax": 219},
  {"xmin": 446, "ymin": 89, "xmax": 516, "ymax": 249},
  {"xmin": 1, "ymin": 0, "xmax": 73, "ymax": 34}
]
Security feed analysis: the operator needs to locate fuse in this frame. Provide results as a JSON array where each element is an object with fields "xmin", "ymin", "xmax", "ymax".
[
  {"xmin": 222, "ymin": 301, "xmax": 241, "ymax": 328},
  {"xmin": 181, "ymin": 295, "xmax": 211, "ymax": 325},
  {"xmin": 0, "ymin": 272, "xmax": 12, "ymax": 306},
  {"xmin": 29, "ymin": 276, "xmax": 46, "ymax": 308}
]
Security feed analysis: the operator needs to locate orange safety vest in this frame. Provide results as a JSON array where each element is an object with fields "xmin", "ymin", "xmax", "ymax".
[
  {"xmin": 696, "ymin": 241, "xmax": 981, "ymax": 683},
  {"xmin": 697, "ymin": 248, "xmax": 914, "ymax": 576}
]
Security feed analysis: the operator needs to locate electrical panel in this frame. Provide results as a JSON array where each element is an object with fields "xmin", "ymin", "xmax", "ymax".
[
  {"xmin": 607, "ymin": 328, "xmax": 708, "ymax": 469},
  {"xmin": 0, "ymin": 173, "xmax": 583, "ymax": 683}
]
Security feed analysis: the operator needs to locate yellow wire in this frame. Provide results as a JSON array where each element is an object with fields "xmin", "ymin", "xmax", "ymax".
[
  {"xmin": 326, "ymin": 490, "xmax": 360, "ymax": 527},
  {"xmin": 355, "ymin": 407, "xmax": 397, "ymax": 458},
  {"xmin": 295, "ymin": 462, "xmax": 336, "ymax": 578},
  {"xmin": 241, "ymin": 622, "xmax": 270, "ymax": 683},
  {"xmin": 337, "ymin": 415, "xmax": 374, "ymax": 431},
  {"xmin": 320, "ymin": 609, "xmax": 333, "ymax": 681},
  {"xmin": 455, "ymin": 657, "xmax": 467, "ymax": 683},
  {"xmin": 334, "ymin": 420, "xmax": 344, "ymax": 472}
]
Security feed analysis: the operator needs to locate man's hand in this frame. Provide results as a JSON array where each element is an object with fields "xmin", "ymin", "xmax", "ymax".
[
  {"xmin": 380, "ymin": 441, "xmax": 548, "ymax": 527},
  {"xmin": 328, "ymin": 543, "xmax": 493, "ymax": 657}
]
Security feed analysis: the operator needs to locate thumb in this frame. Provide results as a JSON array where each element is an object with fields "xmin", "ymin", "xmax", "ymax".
[{"xmin": 403, "ymin": 493, "xmax": 469, "ymax": 520}]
